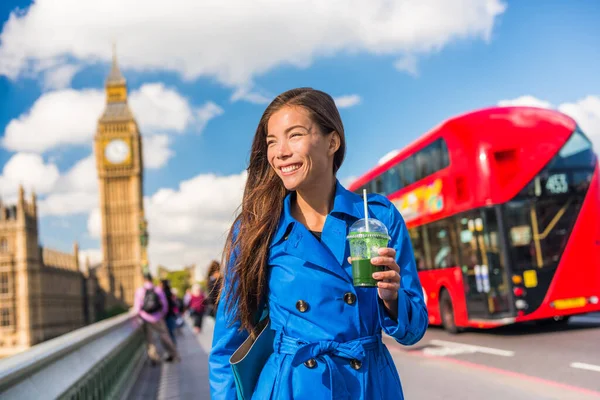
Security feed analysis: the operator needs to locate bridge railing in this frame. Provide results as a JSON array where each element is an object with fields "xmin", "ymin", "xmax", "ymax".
[{"xmin": 0, "ymin": 312, "xmax": 145, "ymax": 400}]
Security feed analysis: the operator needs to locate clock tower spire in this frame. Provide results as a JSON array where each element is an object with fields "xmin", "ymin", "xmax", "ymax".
[{"xmin": 94, "ymin": 45, "xmax": 146, "ymax": 307}]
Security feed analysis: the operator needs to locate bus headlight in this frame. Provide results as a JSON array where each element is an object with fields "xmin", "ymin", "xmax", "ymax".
[
  {"xmin": 515, "ymin": 299, "xmax": 528, "ymax": 310},
  {"xmin": 588, "ymin": 296, "xmax": 599, "ymax": 305}
]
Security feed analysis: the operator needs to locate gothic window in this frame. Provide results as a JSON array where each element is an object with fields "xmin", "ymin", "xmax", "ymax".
[
  {"xmin": 0, "ymin": 308, "xmax": 11, "ymax": 327},
  {"xmin": 0, "ymin": 272, "xmax": 9, "ymax": 294},
  {"xmin": 0, "ymin": 238, "xmax": 7, "ymax": 252}
]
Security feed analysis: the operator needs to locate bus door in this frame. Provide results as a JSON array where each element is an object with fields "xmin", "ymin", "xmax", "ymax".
[{"xmin": 457, "ymin": 208, "xmax": 511, "ymax": 319}]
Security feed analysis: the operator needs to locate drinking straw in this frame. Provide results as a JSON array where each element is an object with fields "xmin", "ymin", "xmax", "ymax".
[{"xmin": 363, "ymin": 189, "xmax": 369, "ymax": 232}]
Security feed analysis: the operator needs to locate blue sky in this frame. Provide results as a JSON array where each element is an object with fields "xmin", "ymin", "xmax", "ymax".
[{"xmin": 0, "ymin": 0, "xmax": 599, "ymax": 273}]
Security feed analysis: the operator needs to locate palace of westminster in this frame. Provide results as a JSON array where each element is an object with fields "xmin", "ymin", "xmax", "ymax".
[{"xmin": 0, "ymin": 53, "xmax": 149, "ymax": 357}]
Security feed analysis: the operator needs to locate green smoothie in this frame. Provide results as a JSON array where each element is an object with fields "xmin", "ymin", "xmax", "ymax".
[
  {"xmin": 351, "ymin": 258, "xmax": 385, "ymax": 287},
  {"xmin": 347, "ymin": 228, "xmax": 390, "ymax": 287}
]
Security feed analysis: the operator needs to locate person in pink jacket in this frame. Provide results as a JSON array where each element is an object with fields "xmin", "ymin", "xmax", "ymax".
[{"xmin": 133, "ymin": 272, "xmax": 181, "ymax": 364}]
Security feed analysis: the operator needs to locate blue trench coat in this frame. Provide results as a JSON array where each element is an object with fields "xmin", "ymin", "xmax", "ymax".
[{"xmin": 209, "ymin": 181, "xmax": 428, "ymax": 400}]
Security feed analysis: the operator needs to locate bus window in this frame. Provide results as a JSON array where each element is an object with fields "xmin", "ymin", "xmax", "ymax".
[
  {"xmin": 374, "ymin": 176, "xmax": 384, "ymax": 194},
  {"xmin": 400, "ymin": 156, "xmax": 416, "ymax": 187},
  {"xmin": 455, "ymin": 215, "xmax": 479, "ymax": 269},
  {"xmin": 429, "ymin": 141, "xmax": 442, "ymax": 172},
  {"xmin": 409, "ymin": 227, "xmax": 427, "ymax": 271},
  {"xmin": 415, "ymin": 148, "xmax": 431, "ymax": 180},
  {"xmin": 428, "ymin": 220, "xmax": 459, "ymax": 268},
  {"xmin": 440, "ymin": 138, "xmax": 450, "ymax": 168},
  {"xmin": 383, "ymin": 166, "xmax": 402, "ymax": 194}
]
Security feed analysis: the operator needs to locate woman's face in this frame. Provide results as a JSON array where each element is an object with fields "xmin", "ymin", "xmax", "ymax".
[{"xmin": 266, "ymin": 106, "xmax": 338, "ymax": 192}]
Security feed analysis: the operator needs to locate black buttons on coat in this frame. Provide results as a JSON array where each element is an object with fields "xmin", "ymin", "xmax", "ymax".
[
  {"xmin": 350, "ymin": 359, "xmax": 362, "ymax": 370},
  {"xmin": 304, "ymin": 358, "xmax": 317, "ymax": 368},
  {"xmin": 296, "ymin": 300, "xmax": 309, "ymax": 313},
  {"xmin": 343, "ymin": 292, "xmax": 356, "ymax": 305}
]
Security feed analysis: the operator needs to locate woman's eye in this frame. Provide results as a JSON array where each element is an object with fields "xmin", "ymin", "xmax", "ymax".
[{"xmin": 290, "ymin": 132, "xmax": 302, "ymax": 138}]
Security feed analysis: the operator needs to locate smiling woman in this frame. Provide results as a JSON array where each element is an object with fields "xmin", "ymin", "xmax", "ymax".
[{"xmin": 209, "ymin": 88, "xmax": 428, "ymax": 400}]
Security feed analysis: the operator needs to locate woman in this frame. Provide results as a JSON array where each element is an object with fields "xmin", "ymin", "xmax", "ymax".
[
  {"xmin": 205, "ymin": 260, "xmax": 222, "ymax": 318},
  {"xmin": 209, "ymin": 88, "xmax": 428, "ymax": 399},
  {"xmin": 189, "ymin": 283, "xmax": 206, "ymax": 334}
]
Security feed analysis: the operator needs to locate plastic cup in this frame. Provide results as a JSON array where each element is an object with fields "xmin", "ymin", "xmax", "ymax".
[{"xmin": 347, "ymin": 218, "xmax": 391, "ymax": 287}]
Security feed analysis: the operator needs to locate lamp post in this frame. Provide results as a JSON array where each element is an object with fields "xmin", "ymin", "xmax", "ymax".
[{"xmin": 139, "ymin": 213, "xmax": 149, "ymax": 275}]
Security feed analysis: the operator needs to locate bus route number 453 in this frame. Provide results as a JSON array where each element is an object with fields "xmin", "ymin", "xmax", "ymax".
[{"xmin": 546, "ymin": 173, "xmax": 568, "ymax": 195}]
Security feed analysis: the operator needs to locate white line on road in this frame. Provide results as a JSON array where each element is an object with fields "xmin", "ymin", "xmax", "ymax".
[
  {"xmin": 429, "ymin": 339, "xmax": 515, "ymax": 357},
  {"xmin": 570, "ymin": 362, "xmax": 600, "ymax": 373}
]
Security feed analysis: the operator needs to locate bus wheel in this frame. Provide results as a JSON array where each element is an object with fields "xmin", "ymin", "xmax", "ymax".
[{"xmin": 440, "ymin": 290, "xmax": 460, "ymax": 334}]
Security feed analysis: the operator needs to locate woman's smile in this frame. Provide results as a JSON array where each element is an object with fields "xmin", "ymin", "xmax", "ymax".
[{"xmin": 280, "ymin": 162, "xmax": 303, "ymax": 175}]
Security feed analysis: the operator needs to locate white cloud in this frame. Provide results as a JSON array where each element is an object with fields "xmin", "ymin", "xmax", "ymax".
[
  {"xmin": 129, "ymin": 83, "xmax": 193, "ymax": 134},
  {"xmin": 340, "ymin": 176, "xmax": 358, "ymax": 188},
  {"xmin": 378, "ymin": 149, "xmax": 400, "ymax": 165},
  {"xmin": 42, "ymin": 64, "xmax": 81, "ymax": 90},
  {"xmin": 334, "ymin": 95, "xmax": 362, "ymax": 109},
  {"xmin": 38, "ymin": 154, "xmax": 98, "ymax": 216},
  {"xmin": 39, "ymin": 191, "xmax": 98, "ymax": 216},
  {"xmin": 78, "ymin": 248, "xmax": 102, "ymax": 267},
  {"xmin": 2, "ymin": 83, "xmax": 223, "ymax": 154},
  {"xmin": 0, "ymin": 153, "xmax": 60, "ymax": 196},
  {"xmin": 195, "ymin": 102, "xmax": 225, "ymax": 133},
  {"xmin": 2, "ymin": 89, "xmax": 104, "ymax": 153},
  {"xmin": 54, "ymin": 154, "xmax": 96, "ymax": 192},
  {"xmin": 394, "ymin": 54, "xmax": 418, "ymax": 76},
  {"xmin": 144, "ymin": 171, "xmax": 247, "ymax": 268},
  {"xmin": 559, "ymin": 96, "xmax": 600, "ymax": 154},
  {"xmin": 498, "ymin": 95, "xmax": 600, "ymax": 153},
  {"xmin": 0, "ymin": 0, "xmax": 506, "ymax": 88},
  {"xmin": 497, "ymin": 95, "xmax": 552, "ymax": 109},
  {"xmin": 143, "ymin": 134, "xmax": 174, "ymax": 169},
  {"xmin": 230, "ymin": 85, "xmax": 272, "ymax": 105},
  {"xmin": 87, "ymin": 208, "xmax": 102, "ymax": 239}
]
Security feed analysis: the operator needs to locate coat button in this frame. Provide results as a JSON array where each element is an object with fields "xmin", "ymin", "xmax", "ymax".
[
  {"xmin": 304, "ymin": 358, "xmax": 317, "ymax": 368},
  {"xmin": 350, "ymin": 359, "xmax": 362, "ymax": 370},
  {"xmin": 296, "ymin": 300, "xmax": 309, "ymax": 313},
  {"xmin": 343, "ymin": 292, "xmax": 356, "ymax": 305}
]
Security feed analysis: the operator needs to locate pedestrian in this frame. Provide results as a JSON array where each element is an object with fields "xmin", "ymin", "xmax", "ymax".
[
  {"xmin": 209, "ymin": 88, "xmax": 428, "ymax": 399},
  {"xmin": 188, "ymin": 283, "xmax": 206, "ymax": 334},
  {"xmin": 171, "ymin": 287, "xmax": 185, "ymax": 336},
  {"xmin": 133, "ymin": 272, "xmax": 181, "ymax": 364},
  {"xmin": 206, "ymin": 260, "xmax": 222, "ymax": 318},
  {"xmin": 160, "ymin": 279, "xmax": 178, "ymax": 344}
]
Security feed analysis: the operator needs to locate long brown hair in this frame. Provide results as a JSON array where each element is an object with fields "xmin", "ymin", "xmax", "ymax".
[{"xmin": 221, "ymin": 87, "xmax": 346, "ymax": 334}]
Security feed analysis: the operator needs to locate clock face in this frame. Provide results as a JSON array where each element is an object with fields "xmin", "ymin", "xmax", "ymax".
[{"xmin": 104, "ymin": 139, "xmax": 130, "ymax": 164}]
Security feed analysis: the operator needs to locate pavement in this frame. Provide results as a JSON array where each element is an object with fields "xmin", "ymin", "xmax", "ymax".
[
  {"xmin": 128, "ymin": 320, "xmax": 211, "ymax": 399},
  {"xmin": 129, "ymin": 312, "xmax": 600, "ymax": 399}
]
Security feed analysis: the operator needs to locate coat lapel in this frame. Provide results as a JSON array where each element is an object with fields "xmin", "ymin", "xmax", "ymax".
[{"xmin": 284, "ymin": 222, "xmax": 352, "ymax": 283}]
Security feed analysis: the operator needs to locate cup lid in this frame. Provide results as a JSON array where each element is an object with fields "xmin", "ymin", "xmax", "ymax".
[{"xmin": 347, "ymin": 218, "xmax": 389, "ymax": 239}]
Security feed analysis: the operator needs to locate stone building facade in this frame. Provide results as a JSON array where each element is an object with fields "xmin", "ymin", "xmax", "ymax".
[{"xmin": 0, "ymin": 188, "xmax": 98, "ymax": 358}]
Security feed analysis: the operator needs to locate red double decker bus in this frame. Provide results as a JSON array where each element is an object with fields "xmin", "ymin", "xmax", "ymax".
[{"xmin": 349, "ymin": 106, "xmax": 600, "ymax": 333}]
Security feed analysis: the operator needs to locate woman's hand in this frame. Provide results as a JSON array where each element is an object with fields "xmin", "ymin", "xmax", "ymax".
[
  {"xmin": 370, "ymin": 247, "xmax": 401, "ymax": 302},
  {"xmin": 346, "ymin": 247, "xmax": 401, "ymax": 319}
]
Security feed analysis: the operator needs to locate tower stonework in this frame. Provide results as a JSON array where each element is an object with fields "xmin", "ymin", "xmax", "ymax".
[{"xmin": 94, "ymin": 50, "xmax": 145, "ymax": 307}]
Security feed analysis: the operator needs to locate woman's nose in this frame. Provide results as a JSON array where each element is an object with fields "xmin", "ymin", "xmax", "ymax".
[{"xmin": 277, "ymin": 141, "xmax": 292, "ymax": 159}]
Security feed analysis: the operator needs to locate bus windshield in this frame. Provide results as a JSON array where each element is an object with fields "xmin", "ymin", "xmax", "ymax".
[{"xmin": 504, "ymin": 129, "xmax": 597, "ymax": 270}]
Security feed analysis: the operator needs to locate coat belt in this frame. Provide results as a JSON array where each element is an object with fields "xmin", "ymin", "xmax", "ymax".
[{"xmin": 274, "ymin": 332, "xmax": 381, "ymax": 400}]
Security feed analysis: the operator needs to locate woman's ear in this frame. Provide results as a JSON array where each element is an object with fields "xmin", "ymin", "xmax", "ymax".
[{"xmin": 329, "ymin": 131, "xmax": 341, "ymax": 155}]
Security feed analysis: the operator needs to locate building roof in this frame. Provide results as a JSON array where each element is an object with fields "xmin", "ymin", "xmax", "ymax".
[
  {"xmin": 99, "ymin": 102, "xmax": 135, "ymax": 123},
  {"xmin": 106, "ymin": 45, "xmax": 126, "ymax": 86}
]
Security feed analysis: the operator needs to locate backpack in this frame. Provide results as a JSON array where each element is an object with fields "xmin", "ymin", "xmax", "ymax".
[{"xmin": 142, "ymin": 288, "xmax": 162, "ymax": 314}]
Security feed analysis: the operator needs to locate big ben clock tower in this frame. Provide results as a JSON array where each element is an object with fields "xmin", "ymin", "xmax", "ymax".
[{"xmin": 94, "ymin": 48, "xmax": 147, "ymax": 306}]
